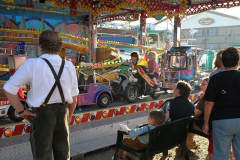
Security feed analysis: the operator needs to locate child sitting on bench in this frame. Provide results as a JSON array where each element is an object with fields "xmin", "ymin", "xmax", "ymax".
[{"xmin": 116, "ymin": 110, "xmax": 165, "ymax": 159}]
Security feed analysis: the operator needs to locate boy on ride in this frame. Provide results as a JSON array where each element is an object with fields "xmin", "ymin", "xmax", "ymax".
[
  {"xmin": 146, "ymin": 51, "xmax": 160, "ymax": 89},
  {"xmin": 128, "ymin": 51, "xmax": 140, "ymax": 67},
  {"xmin": 117, "ymin": 110, "xmax": 165, "ymax": 159}
]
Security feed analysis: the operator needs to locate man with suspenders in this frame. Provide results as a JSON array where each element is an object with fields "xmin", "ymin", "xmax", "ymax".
[{"xmin": 4, "ymin": 30, "xmax": 79, "ymax": 160}]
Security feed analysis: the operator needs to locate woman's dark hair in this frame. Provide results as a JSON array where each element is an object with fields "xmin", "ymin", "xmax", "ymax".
[
  {"xmin": 222, "ymin": 47, "xmax": 239, "ymax": 68},
  {"xmin": 176, "ymin": 81, "xmax": 192, "ymax": 98},
  {"xmin": 213, "ymin": 50, "xmax": 223, "ymax": 69},
  {"xmin": 39, "ymin": 30, "xmax": 62, "ymax": 54}
]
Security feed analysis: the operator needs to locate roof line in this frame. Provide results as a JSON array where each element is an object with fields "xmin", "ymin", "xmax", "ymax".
[{"xmin": 206, "ymin": 11, "xmax": 240, "ymax": 20}]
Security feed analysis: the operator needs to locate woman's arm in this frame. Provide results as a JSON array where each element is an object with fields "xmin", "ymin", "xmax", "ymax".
[{"xmin": 195, "ymin": 108, "xmax": 203, "ymax": 117}]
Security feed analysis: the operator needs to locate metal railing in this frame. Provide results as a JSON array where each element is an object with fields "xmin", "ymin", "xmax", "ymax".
[{"xmin": 0, "ymin": 48, "xmax": 26, "ymax": 55}]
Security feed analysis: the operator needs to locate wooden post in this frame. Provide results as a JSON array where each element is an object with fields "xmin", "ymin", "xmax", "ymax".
[{"xmin": 59, "ymin": 48, "xmax": 66, "ymax": 59}]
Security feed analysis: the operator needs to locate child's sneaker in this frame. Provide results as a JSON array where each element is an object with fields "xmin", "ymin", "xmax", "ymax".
[
  {"xmin": 154, "ymin": 85, "xmax": 158, "ymax": 89},
  {"xmin": 153, "ymin": 85, "xmax": 158, "ymax": 91},
  {"xmin": 126, "ymin": 155, "xmax": 134, "ymax": 160}
]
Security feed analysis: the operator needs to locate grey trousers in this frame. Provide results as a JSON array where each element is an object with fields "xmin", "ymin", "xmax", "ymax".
[{"xmin": 30, "ymin": 103, "xmax": 70, "ymax": 160}]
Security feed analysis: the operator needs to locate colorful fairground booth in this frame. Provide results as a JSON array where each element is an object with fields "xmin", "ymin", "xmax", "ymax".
[{"xmin": 0, "ymin": 0, "xmax": 240, "ymax": 158}]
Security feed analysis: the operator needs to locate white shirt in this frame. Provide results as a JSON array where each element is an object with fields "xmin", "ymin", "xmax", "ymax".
[{"xmin": 3, "ymin": 54, "xmax": 79, "ymax": 107}]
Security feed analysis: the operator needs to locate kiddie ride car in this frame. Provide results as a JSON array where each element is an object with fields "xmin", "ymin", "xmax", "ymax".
[
  {"xmin": 77, "ymin": 68, "xmax": 113, "ymax": 108},
  {"xmin": 121, "ymin": 64, "xmax": 161, "ymax": 103},
  {"xmin": 0, "ymin": 48, "xmax": 28, "ymax": 122},
  {"xmin": 161, "ymin": 47, "xmax": 203, "ymax": 91}
]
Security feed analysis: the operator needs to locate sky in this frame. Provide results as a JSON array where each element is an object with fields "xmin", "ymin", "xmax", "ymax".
[{"xmin": 110, "ymin": 6, "xmax": 240, "ymax": 30}]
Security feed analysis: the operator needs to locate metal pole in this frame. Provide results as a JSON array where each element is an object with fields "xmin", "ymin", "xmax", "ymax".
[
  {"xmin": 173, "ymin": 15, "xmax": 181, "ymax": 47},
  {"xmin": 140, "ymin": 10, "xmax": 146, "ymax": 53},
  {"xmin": 89, "ymin": 13, "xmax": 93, "ymax": 63}
]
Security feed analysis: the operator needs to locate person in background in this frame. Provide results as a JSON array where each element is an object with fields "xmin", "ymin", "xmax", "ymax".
[
  {"xmin": 116, "ymin": 110, "xmax": 165, "ymax": 160},
  {"xmin": 210, "ymin": 50, "xmax": 225, "ymax": 78},
  {"xmin": 186, "ymin": 78, "xmax": 214, "ymax": 158},
  {"xmin": 203, "ymin": 47, "xmax": 240, "ymax": 160},
  {"xmin": 3, "ymin": 30, "xmax": 79, "ymax": 160},
  {"xmin": 161, "ymin": 81, "xmax": 195, "ymax": 123},
  {"xmin": 146, "ymin": 51, "xmax": 160, "ymax": 89},
  {"xmin": 81, "ymin": 56, "xmax": 86, "ymax": 62}
]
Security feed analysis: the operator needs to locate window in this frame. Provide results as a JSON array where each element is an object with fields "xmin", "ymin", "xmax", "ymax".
[
  {"xmin": 199, "ymin": 54, "xmax": 207, "ymax": 68},
  {"xmin": 169, "ymin": 56, "xmax": 186, "ymax": 68},
  {"xmin": 195, "ymin": 29, "xmax": 204, "ymax": 37},
  {"xmin": 207, "ymin": 28, "xmax": 218, "ymax": 36}
]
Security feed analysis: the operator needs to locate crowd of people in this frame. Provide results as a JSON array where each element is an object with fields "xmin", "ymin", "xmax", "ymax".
[
  {"xmin": 2, "ymin": 29, "xmax": 240, "ymax": 160},
  {"xmin": 118, "ymin": 47, "xmax": 240, "ymax": 160}
]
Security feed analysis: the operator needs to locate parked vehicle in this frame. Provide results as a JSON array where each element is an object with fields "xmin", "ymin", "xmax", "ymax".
[
  {"xmin": 0, "ymin": 52, "xmax": 27, "ymax": 122},
  {"xmin": 77, "ymin": 68, "xmax": 113, "ymax": 108}
]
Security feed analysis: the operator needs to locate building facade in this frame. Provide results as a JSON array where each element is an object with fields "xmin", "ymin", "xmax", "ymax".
[{"xmin": 181, "ymin": 11, "xmax": 240, "ymax": 50}]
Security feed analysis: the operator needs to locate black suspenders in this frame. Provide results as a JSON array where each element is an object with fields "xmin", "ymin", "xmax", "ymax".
[{"xmin": 41, "ymin": 58, "xmax": 66, "ymax": 107}]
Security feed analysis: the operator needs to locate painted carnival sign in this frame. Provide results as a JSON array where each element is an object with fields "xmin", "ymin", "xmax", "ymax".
[{"xmin": 198, "ymin": 18, "xmax": 214, "ymax": 25}]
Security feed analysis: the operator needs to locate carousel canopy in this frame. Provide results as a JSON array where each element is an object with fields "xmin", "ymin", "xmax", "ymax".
[{"xmin": 0, "ymin": 0, "xmax": 239, "ymax": 21}]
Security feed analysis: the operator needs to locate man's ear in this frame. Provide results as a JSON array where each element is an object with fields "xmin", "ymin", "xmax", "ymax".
[
  {"xmin": 176, "ymin": 88, "xmax": 180, "ymax": 95},
  {"xmin": 152, "ymin": 119, "xmax": 156, "ymax": 124}
]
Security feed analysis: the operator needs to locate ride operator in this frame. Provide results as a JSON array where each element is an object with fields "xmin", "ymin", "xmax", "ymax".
[{"xmin": 3, "ymin": 30, "xmax": 79, "ymax": 160}]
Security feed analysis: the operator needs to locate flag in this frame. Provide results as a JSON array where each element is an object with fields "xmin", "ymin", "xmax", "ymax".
[{"xmin": 137, "ymin": 53, "xmax": 147, "ymax": 66}]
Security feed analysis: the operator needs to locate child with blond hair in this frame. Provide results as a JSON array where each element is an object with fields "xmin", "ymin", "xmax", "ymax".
[{"xmin": 146, "ymin": 51, "xmax": 160, "ymax": 89}]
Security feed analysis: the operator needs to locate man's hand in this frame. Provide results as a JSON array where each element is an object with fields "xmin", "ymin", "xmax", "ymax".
[
  {"xmin": 68, "ymin": 96, "xmax": 77, "ymax": 124},
  {"xmin": 146, "ymin": 69, "xmax": 149, "ymax": 72},
  {"xmin": 20, "ymin": 110, "xmax": 36, "ymax": 122},
  {"xmin": 202, "ymin": 123, "xmax": 209, "ymax": 135}
]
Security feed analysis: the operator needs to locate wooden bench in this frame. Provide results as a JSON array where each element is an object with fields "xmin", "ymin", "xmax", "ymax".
[{"xmin": 113, "ymin": 117, "xmax": 192, "ymax": 160}]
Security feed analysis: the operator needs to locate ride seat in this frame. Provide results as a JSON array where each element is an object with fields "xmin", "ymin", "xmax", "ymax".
[
  {"xmin": 78, "ymin": 75, "xmax": 85, "ymax": 93},
  {"xmin": 86, "ymin": 75, "xmax": 94, "ymax": 85},
  {"xmin": 84, "ymin": 75, "xmax": 94, "ymax": 93}
]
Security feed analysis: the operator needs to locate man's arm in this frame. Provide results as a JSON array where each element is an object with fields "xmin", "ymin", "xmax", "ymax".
[
  {"xmin": 160, "ymin": 101, "xmax": 170, "ymax": 123},
  {"xmin": 68, "ymin": 96, "xmax": 77, "ymax": 121},
  {"xmin": 164, "ymin": 113, "xmax": 170, "ymax": 123},
  {"xmin": 3, "ymin": 61, "xmax": 34, "ymax": 121},
  {"xmin": 202, "ymin": 101, "xmax": 214, "ymax": 134},
  {"xmin": 4, "ymin": 91, "xmax": 36, "ymax": 121}
]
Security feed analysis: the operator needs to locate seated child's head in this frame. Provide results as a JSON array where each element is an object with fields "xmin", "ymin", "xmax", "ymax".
[
  {"xmin": 173, "ymin": 81, "xmax": 192, "ymax": 98},
  {"xmin": 148, "ymin": 110, "xmax": 165, "ymax": 126},
  {"xmin": 131, "ymin": 52, "xmax": 139, "ymax": 62},
  {"xmin": 148, "ymin": 51, "xmax": 157, "ymax": 61}
]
